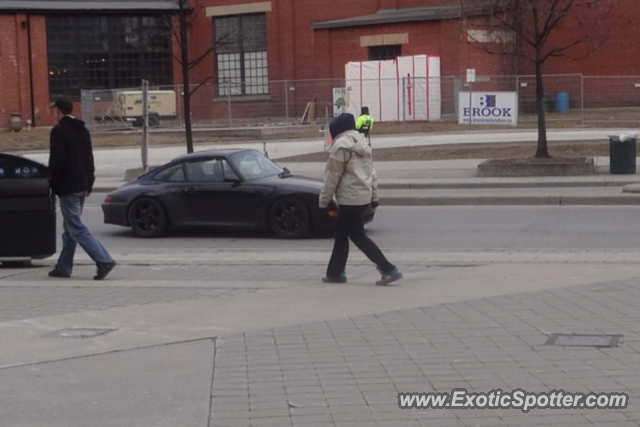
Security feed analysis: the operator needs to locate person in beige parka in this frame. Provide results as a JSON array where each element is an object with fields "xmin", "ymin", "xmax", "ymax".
[{"xmin": 319, "ymin": 113, "xmax": 402, "ymax": 286}]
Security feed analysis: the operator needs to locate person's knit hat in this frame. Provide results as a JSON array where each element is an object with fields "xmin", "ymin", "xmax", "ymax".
[{"xmin": 329, "ymin": 113, "xmax": 356, "ymax": 139}]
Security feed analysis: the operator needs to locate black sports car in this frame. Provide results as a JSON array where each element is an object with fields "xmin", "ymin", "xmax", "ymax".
[{"xmin": 102, "ymin": 148, "xmax": 374, "ymax": 238}]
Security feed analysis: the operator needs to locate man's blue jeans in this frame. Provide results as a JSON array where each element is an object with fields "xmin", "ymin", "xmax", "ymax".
[{"xmin": 55, "ymin": 192, "xmax": 113, "ymax": 275}]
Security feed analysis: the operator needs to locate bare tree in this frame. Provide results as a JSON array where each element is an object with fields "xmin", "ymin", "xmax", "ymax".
[
  {"xmin": 463, "ymin": 0, "xmax": 613, "ymax": 158},
  {"xmin": 168, "ymin": 0, "xmax": 231, "ymax": 153}
]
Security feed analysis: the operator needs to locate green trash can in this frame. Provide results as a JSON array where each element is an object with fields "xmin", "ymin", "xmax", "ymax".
[{"xmin": 609, "ymin": 135, "xmax": 637, "ymax": 174}]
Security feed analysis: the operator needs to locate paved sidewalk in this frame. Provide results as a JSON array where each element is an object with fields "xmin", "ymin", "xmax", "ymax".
[{"xmin": 1, "ymin": 249, "xmax": 640, "ymax": 426}]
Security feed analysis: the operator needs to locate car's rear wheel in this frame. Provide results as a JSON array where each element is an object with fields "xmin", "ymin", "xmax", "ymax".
[
  {"xmin": 269, "ymin": 197, "xmax": 311, "ymax": 239},
  {"xmin": 128, "ymin": 197, "xmax": 169, "ymax": 238}
]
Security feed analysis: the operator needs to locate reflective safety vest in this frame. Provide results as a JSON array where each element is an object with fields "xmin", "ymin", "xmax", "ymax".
[{"xmin": 356, "ymin": 114, "xmax": 374, "ymax": 136}]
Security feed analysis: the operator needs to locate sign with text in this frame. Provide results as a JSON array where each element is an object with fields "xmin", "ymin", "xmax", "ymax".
[
  {"xmin": 458, "ymin": 92, "xmax": 518, "ymax": 125},
  {"xmin": 466, "ymin": 68, "xmax": 476, "ymax": 83}
]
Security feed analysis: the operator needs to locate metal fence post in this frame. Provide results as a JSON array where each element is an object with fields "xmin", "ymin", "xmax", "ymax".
[
  {"xmin": 227, "ymin": 83, "xmax": 232, "ymax": 128},
  {"xmin": 177, "ymin": 84, "xmax": 184, "ymax": 128},
  {"xmin": 468, "ymin": 80, "xmax": 473, "ymax": 130},
  {"xmin": 284, "ymin": 80, "xmax": 289, "ymax": 122},
  {"xmin": 580, "ymin": 74, "xmax": 585, "ymax": 126},
  {"xmin": 401, "ymin": 77, "xmax": 406, "ymax": 123},
  {"xmin": 515, "ymin": 75, "xmax": 520, "ymax": 113},
  {"xmin": 81, "ymin": 89, "xmax": 94, "ymax": 131},
  {"xmin": 141, "ymin": 79, "xmax": 149, "ymax": 172}
]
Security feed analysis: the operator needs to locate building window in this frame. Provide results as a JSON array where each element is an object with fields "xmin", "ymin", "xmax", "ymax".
[
  {"xmin": 214, "ymin": 13, "xmax": 268, "ymax": 97},
  {"xmin": 46, "ymin": 15, "xmax": 173, "ymax": 100},
  {"xmin": 368, "ymin": 44, "xmax": 401, "ymax": 61}
]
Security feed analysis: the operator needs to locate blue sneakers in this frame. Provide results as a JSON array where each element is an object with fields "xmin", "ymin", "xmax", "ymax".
[
  {"xmin": 322, "ymin": 271, "xmax": 347, "ymax": 283},
  {"xmin": 376, "ymin": 267, "xmax": 403, "ymax": 286}
]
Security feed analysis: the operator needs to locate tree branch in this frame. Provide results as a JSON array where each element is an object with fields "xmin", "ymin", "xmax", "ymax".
[
  {"xmin": 189, "ymin": 76, "xmax": 213, "ymax": 96},
  {"xmin": 187, "ymin": 46, "xmax": 214, "ymax": 70}
]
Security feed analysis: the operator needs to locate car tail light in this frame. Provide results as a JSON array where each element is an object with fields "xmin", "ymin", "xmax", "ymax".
[
  {"xmin": 104, "ymin": 194, "xmax": 113, "ymax": 203},
  {"xmin": 327, "ymin": 210, "xmax": 338, "ymax": 217}
]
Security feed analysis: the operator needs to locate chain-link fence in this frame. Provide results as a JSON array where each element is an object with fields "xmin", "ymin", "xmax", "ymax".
[{"xmin": 81, "ymin": 74, "xmax": 640, "ymax": 132}]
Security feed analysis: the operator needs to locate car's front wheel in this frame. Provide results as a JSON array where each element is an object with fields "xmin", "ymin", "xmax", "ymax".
[
  {"xmin": 269, "ymin": 197, "xmax": 311, "ymax": 239},
  {"xmin": 128, "ymin": 197, "xmax": 169, "ymax": 238}
]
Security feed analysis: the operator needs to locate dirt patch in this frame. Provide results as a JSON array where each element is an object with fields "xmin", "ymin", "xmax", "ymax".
[{"xmin": 277, "ymin": 140, "xmax": 616, "ymax": 162}]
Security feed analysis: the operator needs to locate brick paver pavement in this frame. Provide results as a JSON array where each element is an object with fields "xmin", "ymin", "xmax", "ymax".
[{"xmin": 212, "ymin": 279, "xmax": 640, "ymax": 427}]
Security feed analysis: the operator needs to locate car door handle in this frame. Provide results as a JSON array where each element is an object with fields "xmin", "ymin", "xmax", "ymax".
[{"xmin": 183, "ymin": 187, "xmax": 196, "ymax": 194}]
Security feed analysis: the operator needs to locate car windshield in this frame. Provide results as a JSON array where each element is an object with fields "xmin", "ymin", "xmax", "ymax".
[{"xmin": 228, "ymin": 151, "xmax": 282, "ymax": 180}]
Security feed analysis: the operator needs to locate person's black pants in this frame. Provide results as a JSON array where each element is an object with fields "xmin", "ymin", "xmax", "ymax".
[{"xmin": 326, "ymin": 204, "xmax": 395, "ymax": 278}]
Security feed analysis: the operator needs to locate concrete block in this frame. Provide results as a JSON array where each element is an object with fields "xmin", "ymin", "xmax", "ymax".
[{"xmin": 477, "ymin": 156, "xmax": 596, "ymax": 177}]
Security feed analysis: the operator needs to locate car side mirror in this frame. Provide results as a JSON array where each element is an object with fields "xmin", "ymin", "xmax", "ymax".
[{"xmin": 224, "ymin": 173, "xmax": 241, "ymax": 183}]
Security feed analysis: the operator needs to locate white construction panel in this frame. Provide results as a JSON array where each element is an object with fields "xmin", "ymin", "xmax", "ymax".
[
  {"xmin": 345, "ymin": 62, "xmax": 362, "ymax": 119},
  {"xmin": 397, "ymin": 55, "xmax": 425, "ymax": 120},
  {"xmin": 428, "ymin": 56, "xmax": 442, "ymax": 120},
  {"xmin": 361, "ymin": 61, "xmax": 380, "ymax": 119},
  {"xmin": 345, "ymin": 55, "xmax": 441, "ymax": 122},
  {"xmin": 379, "ymin": 60, "xmax": 399, "ymax": 121}
]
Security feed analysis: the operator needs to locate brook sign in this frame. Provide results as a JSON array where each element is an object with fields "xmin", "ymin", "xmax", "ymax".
[{"xmin": 458, "ymin": 92, "xmax": 518, "ymax": 125}]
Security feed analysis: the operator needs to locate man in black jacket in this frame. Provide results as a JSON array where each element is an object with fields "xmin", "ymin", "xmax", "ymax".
[{"xmin": 48, "ymin": 98, "xmax": 116, "ymax": 280}]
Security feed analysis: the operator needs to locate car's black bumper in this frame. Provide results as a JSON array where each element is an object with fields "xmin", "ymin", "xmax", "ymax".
[{"xmin": 102, "ymin": 202, "xmax": 129, "ymax": 226}]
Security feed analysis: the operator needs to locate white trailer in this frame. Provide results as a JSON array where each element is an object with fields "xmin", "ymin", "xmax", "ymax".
[{"xmin": 113, "ymin": 90, "xmax": 177, "ymax": 126}]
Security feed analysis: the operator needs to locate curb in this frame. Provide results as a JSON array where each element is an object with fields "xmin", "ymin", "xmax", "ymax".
[
  {"xmin": 379, "ymin": 181, "xmax": 640, "ymax": 190},
  {"xmin": 94, "ymin": 180, "xmax": 640, "ymax": 193},
  {"xmin": 91, "ymin": 185, "xmax": 640, "ymax": 206},
  {"xmin": 380, "ymin": 195, "xmax": 640, "ymax": 206}
]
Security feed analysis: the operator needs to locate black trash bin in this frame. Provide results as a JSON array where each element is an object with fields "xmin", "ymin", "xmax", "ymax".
[
  {"xmin": 0, "ymin": 153, "xmax": 56, "ymax": 262},
  {"xmin": 609, "ymin": 135, "xmax": 637, "ymax": 174}
]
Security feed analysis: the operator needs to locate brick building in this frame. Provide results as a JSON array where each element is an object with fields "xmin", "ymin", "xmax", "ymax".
[
  {"xmin": 1, "ymin": 0, "xmax": 639, "ymax": 128},
  {"xmin": 0, "ymin": 0, "xmax": 180, "ymax": 128}
]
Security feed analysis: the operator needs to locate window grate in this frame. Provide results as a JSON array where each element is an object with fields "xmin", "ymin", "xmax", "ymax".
[
  {"xmin": 368, "ymin": 44, "xmax": 401, "ymax": 61},
  {"xmin": 46, "ymin": 14, "xmax": 173, "ymax": 100},
  {"xmin": 214, "ymin": 13, "xmax": 268, "ymax": 97}
]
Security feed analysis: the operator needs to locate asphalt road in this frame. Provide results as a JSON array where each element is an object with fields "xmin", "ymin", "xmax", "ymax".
[{"xmin": 70, "ymin": 193, "xmax": 640, "ymax": 252}]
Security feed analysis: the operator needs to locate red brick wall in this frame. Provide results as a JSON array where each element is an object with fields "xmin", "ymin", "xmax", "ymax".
[
  {"xmin": 30, "ymin": 15, "xmax": 54, "ymax": 126},
  {"xmin": 190, "ymin": 0, "xmax": 640, "ymax": 80},
  {"xmin": 0, "ymin": 13, "xmax": 58, "ymax": 128},
  {"xmin": 3, "ymin": 0, "xmax": 640, "ymax": 128},
  {"xmin": 190, "ymin": 0, "xmax": 512, "ymax": 85},
  {"xmin": 0, "ymin": 15, "xmax": 24, "ymax": 128}
]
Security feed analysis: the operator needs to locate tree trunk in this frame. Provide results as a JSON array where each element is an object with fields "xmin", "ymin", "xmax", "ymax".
[
  {"xmin": 180, "ymin": 8, "xmax": 194, "ymax": 154},
  {"xmin": 534, "ymin": 56, "xmax": 550, "ymax": 158}
]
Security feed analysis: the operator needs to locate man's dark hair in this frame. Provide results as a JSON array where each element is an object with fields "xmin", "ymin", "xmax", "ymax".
[
  {"xmin": 361, "ymin": 106, "xmax": 369, "ymax": 115},
  {"xmin": 53, "ymin": 98, "xmax": 73, "ymax": 115}
]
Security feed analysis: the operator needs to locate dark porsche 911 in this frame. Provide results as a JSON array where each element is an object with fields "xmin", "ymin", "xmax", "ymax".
[{"xmin": 102, "ymin": 148, "xmax": 374, "ymax": 238}]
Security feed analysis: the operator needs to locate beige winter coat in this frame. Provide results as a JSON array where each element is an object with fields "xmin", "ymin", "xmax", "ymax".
[{"xmin": 319, "ymin": 130, "xmax": 379, "ymax": 208}]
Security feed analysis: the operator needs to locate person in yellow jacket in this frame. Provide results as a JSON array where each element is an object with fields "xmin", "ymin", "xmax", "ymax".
[{"xmin": 355, "ymin": 106, "xmax": 374, "ymax": 145}]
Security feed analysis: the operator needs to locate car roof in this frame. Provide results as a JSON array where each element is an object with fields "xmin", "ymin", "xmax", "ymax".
[{"xmin": 171, "ymin": 148, "xmax": 257, "ymax": 163}]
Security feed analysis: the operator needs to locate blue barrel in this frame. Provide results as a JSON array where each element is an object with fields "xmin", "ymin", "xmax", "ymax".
[{"xmin": 555, "ymin": 91, "xmax": 569, "ymax": 113}]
